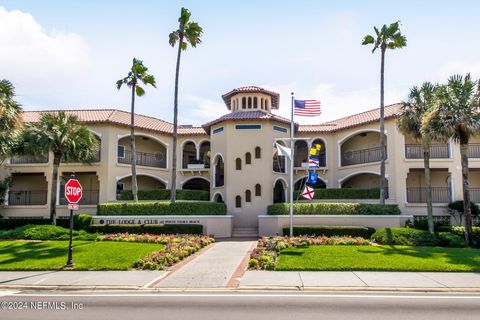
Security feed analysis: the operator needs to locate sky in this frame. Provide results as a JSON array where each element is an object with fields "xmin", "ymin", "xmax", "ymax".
[{"xmin": 1, "ymin": 0, "xmax": 480, "ymax": 126}]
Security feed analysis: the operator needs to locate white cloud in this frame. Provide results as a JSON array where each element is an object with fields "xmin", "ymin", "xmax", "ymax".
[
  {"xmin": 434, "ymin": 60, "xmax": 480, "ymax": 82},
  {"xmin": 0, "ymin": 6, "xmax": 91, "ymax": 102},
  {"xmin": 179, "ymin": 95, "xmax": 227, "ymax": 126}
]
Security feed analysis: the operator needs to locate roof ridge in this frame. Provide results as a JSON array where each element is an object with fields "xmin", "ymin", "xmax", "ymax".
[{"xmin": 322, "ymin": 103, "xmax": 401, "ymax": 125}]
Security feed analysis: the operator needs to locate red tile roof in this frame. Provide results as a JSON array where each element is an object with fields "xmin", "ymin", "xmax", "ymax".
[
  {"xmin": 298, "ymin": 103, "xmax": 402, "ymax": 133},
  {"xmin": 202, "ymin": 110, "xmax": 296, "ymax": 132},
  {"xmin": 22, "ymin": 109, "xmax": 207, "ymax": 136},
  {"xmin": 222, "ymin": 86, "xmax": 280, "ymax": 110}
]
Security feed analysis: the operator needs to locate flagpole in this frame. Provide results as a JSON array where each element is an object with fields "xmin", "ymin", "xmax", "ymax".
[{"xmin": 289, "ymin": 92, "xmax": 295, "ymax": 237}]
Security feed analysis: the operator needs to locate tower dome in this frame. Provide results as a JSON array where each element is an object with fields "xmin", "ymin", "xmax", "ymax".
[{"xmin": 221, "ymin": 86, "xmax": 280, "ymax": 113}]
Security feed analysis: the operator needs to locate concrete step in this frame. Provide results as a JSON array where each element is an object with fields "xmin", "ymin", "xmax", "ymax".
[{"xmin": 232, "ymin": 228, "xmax": 259, "ymax": 237}]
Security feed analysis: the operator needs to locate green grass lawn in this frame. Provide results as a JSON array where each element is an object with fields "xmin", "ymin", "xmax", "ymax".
[
  {"xmin": 0, "ymin": 240, "xmax": 164, "ymax": 270},
  {"xmin": 276, "ymin": 245, "xmax": 480, "ymax": 272}
]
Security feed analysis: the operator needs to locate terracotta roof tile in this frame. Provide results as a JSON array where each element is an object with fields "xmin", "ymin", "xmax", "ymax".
[
  {"xmin": 202, "ymin": 110, "xmax": 295, "ymax": 132},
  {"xmin": 222, "ymin": 86, "xmax": 280, "ymax": 110}
]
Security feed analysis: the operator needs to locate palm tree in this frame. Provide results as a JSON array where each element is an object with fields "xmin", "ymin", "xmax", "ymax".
[
  {"xmin": 116, "ymin": 58, "xmax": 156, "ymax": 202},
  {"xmin": 20, "ymin": 112, "xmax": 99, "ymax": 224},
  {"xmin": 423, "ymin": 74, "xmax": 480, "ymax": 246},
  {"xmin": 397, "ymin": 82, "xmax": 438, "ymax": 234},
  {"xmin": 0, "ymin": 79, "xmax": 23, "ymax": 161},
  {"xmin": 169, "ymin": 7, "xmax": 203, "ymax": 202},
  {"xmin": 362, "ymin": 21, "xmax": 407, "ymax": 204}
]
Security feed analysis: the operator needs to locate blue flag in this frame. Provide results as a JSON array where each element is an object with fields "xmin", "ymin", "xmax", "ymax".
[{"xmin": 307, "ymin": 172, "xmax": 318, "ymax": 185}]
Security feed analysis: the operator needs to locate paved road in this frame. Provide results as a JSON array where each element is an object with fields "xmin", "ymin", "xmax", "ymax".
[{"xmin": 1, "ymin": 291, "xmax": 480, "ymax": 320}]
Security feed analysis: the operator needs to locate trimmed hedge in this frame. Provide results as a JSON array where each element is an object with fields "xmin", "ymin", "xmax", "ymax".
[
  {"xmin": 411, "ymin": 216, "xmax": 451, "ymax": 230},
  {"xmin": 448, "ymin": 200, "xmax": 480, "ymax": 216},
  {"xmin": 294, "ymin": 188, "xmax": 380, "ymax": 200},
  {"xmin": 97, "ymin": 201, "xmax": 226, "ymax": 216},
  {"xmin": 282, "ymin": 226, "xmax": 376, "ymax": 238},
  {"xmin": 0, "ymin": 215, "xmax": 93, "ymax": 230},
  {"xmin": 118, "ymin": 189, "xmax": 210, "ymax": 201},
  {"xmin": 88, "ymin": 224, "xmax": 203, "ymax": 235},
  {"xmin": 438, "ymin": 226, "xmax": 480, "ymax": 247},
  {"xmin": 371, "ymin": 227, "xmax": 467, "ymax": 247},
  {"xmin": 0, "ymin": 224, "xmax": 96, "ymax": 240},
  {"xmin": 267, "ymin": 203, "xmax": 401, "ymax": 215}
]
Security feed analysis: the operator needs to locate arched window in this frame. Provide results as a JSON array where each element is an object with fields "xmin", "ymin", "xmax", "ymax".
[
  {"xmin": 265, "ymin": 99, "xmax": 269, "ymax": 109},
  {"xmin": 242, "ymin": 97, "xmax": 246, "ymax": 109},
  {"xmin": 214, "ymin": 156, "xmax": 224, "ymax": 187},
  {"xmin": 245, "ymin": 190, "xmax": 251, "ymax": 202},
  {"xmin": 245, "ymin": 152, "xmax": 252, "ymax": 164},
  {"xmin": 253, "ymin": 97, "xmax": 258, "ymax": 109},
  {"xmin": 255, "ymin": 146, "xmax": 261, "ymax": 159},
  {"xmin": 255, "ymin": 184, "xmax": 261, "ymax": 197},
  {"xmin": 236, "ymin": 158, "xmax": 242, "ymax": 170},
  {"xmin": 235, "ymin": 195, "xmax": 241, "ymax": 208},
  {"xmin": 261, "ymin": 98, "xmax": 264, "ymax": 109},
  {"xmin": 248, "ymin": 97, "xmax": 252, "ymax": 109}
]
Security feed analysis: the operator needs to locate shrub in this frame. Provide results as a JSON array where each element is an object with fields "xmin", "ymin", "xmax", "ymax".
[
  {"xmin": 437, "ymin": 232, "xmax": 467, "ymax": 248},
  {"xmin": 282, "ymin": 226, "xmax": 376, "ymax": 238},
  {"xmin": 267, "ymin": 203, "xmax": 400, "ymax": 215},
  {"xmin": 97, "ymin": 201, "xmax": 226, "ymax": 216},
  {"xmin": 0, "ymin": 217, "xmax": 51, "ymax": 230},
  {"xmin": 0, "ymin": 224, "xmax": 96, "ymax": 240},
  {"xmin": 371, "ymin": 228, "xmax": 439, "ymax": 246},
  {"xmin": 412, "ymin": 216, "xmax": 451, "ymax": 230},
  {"xmin": 74, "ymin": 214, "xmax": 93, "ymax": 230},
  {"xmin": 88, "ymin": 224, "xmax": 203, "ymax": 235},
  {"xmin": 438, "ymin": 226, "xmax": 480, "ymax": 247},
  {"xmin": 448, "ymin": 201, "xmax": 480, "ymax": 216},
  {"xmin": 294, "ymin": 188, "xmax": 380, "ymax": 200},
  {"xmin": 119, "ymin": 189, "xmax": 209, "ymax": 201}
]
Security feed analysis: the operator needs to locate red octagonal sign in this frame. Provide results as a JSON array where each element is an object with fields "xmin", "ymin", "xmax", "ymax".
[{"xmin": 65, "ymin": 179, "xmax": 83, "ymax": 204}]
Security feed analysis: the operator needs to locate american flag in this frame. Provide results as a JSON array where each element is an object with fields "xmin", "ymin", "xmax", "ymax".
[
  {"xmin": 294, "ymin": 100, "xmax": 321, "ymax": 117},
  {"xmin": 308, "ymin": 157, "xmax": 320, "ymax": 168}
]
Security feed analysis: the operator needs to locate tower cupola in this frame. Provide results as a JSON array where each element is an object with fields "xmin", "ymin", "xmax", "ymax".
[{"xmin": 221, "ymin": 86, "xmax": 280, "ymax": 113}]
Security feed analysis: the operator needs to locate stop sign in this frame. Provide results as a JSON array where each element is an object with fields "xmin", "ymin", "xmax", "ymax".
[{"xmin": 65, "ymin": 179, "xmax": 83, "ymax": 204}]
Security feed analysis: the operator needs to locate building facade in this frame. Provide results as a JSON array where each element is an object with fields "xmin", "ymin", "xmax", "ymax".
[{"xmin": 2, "ymin": 86, "xmax": 480, "ymax": 230}]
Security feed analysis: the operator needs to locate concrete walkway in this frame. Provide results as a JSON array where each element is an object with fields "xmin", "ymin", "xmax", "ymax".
[
  {"xmin": 240, "ymin": 271, "xmax": 480, "ymax": 289},
  {"xmin": 155, "ymin": 241, "xmax": 255, "ymax": 288}
]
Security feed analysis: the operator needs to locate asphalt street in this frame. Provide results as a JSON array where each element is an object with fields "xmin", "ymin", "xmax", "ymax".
[{"xmin": 1, "ymin": 291, "xmax": 480, "ymax": 320}]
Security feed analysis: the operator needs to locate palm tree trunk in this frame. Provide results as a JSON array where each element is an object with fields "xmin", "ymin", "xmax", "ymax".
[
  {"xmin": 423, "ymin": 141, "xmax": 434, "ymax": 234},
  {"xmin": 379, "ymin": 45, "xmax": 386, "ymax": 205},
  {"xmin": 460, "ymin": 137, "xmax": 474, "ymax": 246},
  {"xmin": 170, "ymin": 36, "xmax": 183, "ymax": 203},
  {"xmin": 50, "ymin": 153, "xmax": 61, "ymax": 225},
  {"xmin": 130, "ymin": 83, "xmax": 138, "ymax": 202}
]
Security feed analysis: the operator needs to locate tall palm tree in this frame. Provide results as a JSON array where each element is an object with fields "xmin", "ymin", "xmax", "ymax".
[
  {"xmin": 0, "ymin": 79, "xmax": 23, "ymax": 161},
  {"xmin": 423, "ymin": 74, "xmax": 480, "ymax": 246},
  {"xmin": 169, "ymin": 7, "xmax": 203, "ymax": 202},
  {"xmin": 116, "ymin": 58, "xmax": 156, "ymax": 202},
  {"xmin": 20, "ymin": 112, "xmax": 99, "ymax": 224},
  {"xmin": 397, "ymin": 82, "xmax": 438, "ymax": 234},
  {"xmin": 362, "ymin": 21, "xmax": 407, "ymax": 204}
]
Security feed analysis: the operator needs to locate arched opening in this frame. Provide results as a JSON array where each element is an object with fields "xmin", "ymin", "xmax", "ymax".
[
  {"xmin": 214, "ymin": 193, "xmax": 224, "ymax": 203},
  {"xmin": 116, "ymin": 174, "xmax": 166, "ymax": 200},
  {"xmin": 312, "ymin": 138, "xmax": 326, "ymax": 167},
  {"xmin": 265, "ymin": 99, "xmax": 269, "ymax": 110},
  {"xmin": 182, "ymin": 141, "xmax": 197, "ymax": 169},
  {"xmin": 236, "ymin": 158, "xmax": 242, "ymax": 170},
  {"xmin": 255, "ymin": 146, "xmax": 261, "ymax": 159},
  {"xmin": 245, "ymin": 190, "xmax": 251, "ymax": 202},
  {"xmin": 273, "ymin": 142, "xmax": 286, "ymax": 173},
  {"xmin": 199, "ymin": 141, "xmax": 211, "ymax": 168},
  {"xmin": 253, "ymin": 97, "xmax": 258, "ymax": 109},
  {"xmin": 235, "ymin": 195, "xmax": 242, "ymax": 208},
  {"xmin": 117, "ymin": 135, "xmax": 167, "ymax": 168},
  {"xmin": 273, "ymin": 179, "xmax": 286, "ymax": 203},
  {"xmin": 341, "ymin": 172, "xmax": 388, "ymax": 198},
  {"xmin": 294, "ymin": 176, "xmax": 327, "ymax": 191},
  {"xmin": 245, "ymin": 152, "xmax": 252, "ymax": 164},
  {"xmin": 242, "ymin": 97, "xmax": 246, "ymax": 109},
  {"xmin": 255, "ymin": 184, "xmax": 262, "ymax": 197},
  {"xmin": 182, "ymin": 177, "xmax": 210, "ymax": 192},
  {"xmin": 340, "ymin": 131, "xmax": 385, "ymax": 166},
  {"xmin": 294, "ymin": 140, "xmax": 309, "ymax": 168},
  {"xmin": 214, "ymin": 156, "xmax": 225, "ymax": 187},
  {"xmin": 261, "ymin": 98, "xmax": 264, "ymax": 109},
  {"xmin": 248, "ymin": 97, "xmax": 252, "ymax": 109}
]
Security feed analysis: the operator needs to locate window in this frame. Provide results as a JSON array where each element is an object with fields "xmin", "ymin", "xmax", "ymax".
[
  {"xmin": 265, "ymin": 99, "xmax": 269, "ymax": 109},
  {"xmin": 255, "ymin": 146, "xmax": 261, "ymax": 159},
  {"xmin": 253, "ymin": 97, "xmax": 258, "ymax": 109},
  {"xmin": 261, "ymin": 98, "xmax": 264, "ymax": 109},
  {"xmin": 255, "ymin": 184, "xmax": 261, "ymax": 197},
  {"xmin": 235, "ymin": 195, "xmax": 241, "ymax": 208},
  {"xmin": 245, "ymin": 190, "xmax": 251, "ymax": 202},
  {"xmin": 116, "ymin": 182, "xmax": 124, "ymax": 200},
  {"xmin": 117, "ymin": 145, "xmax": 125, "ymax": 158},
  {"xmin": 242, "ymin": 97, "xmax": 246, "ymax": 109},
  {"xmin": 245, "ymin": 152, "xmax": 251, "ymax": 164},
  {"xmin": 235, "ymin": 124, "xmax": 261, "ymax": 130},
  {"xmin": 236, "ymin": 158, "xmax": 242, "ymax": 170},
  {"xmin": 248, "ymin": 97, "xmax": 252, "ymax": 109},
  {"xmin": 213, "ymin": 127, "xmax": 224, "ymax": 134},
  {"xmin": 273, "ymin": 126, "xmax": 288, "ymax": 133}
]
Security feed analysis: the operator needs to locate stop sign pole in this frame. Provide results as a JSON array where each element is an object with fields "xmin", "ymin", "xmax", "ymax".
[{"xmin": 65, "ymin": 173, "xmax": 83, "ymax": 268}]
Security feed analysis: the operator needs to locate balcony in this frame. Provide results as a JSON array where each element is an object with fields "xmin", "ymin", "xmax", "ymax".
[
  {"xmin": 341, "ymin": 146, "xmax": 384, "ymax": 166},
  {"xmin": 469, "ymin": 144, "xmax": 480, "ymax": 158},
  {"xmin": 60, "ymin": 190, "xmax": 99, "ymax": 205},
  {"xmin": 406, "ymin": 187, "xmax": 451, "ymax": 203},
  {"xmin": 8, "ymin": 190, "xmax": 48, "ymax": 205},
  {"xmin": 405, "ymin": 144, "xmax": 450, "ymax": 159},
  {"xmin": 118, "ymin": 150, "xmax": 166, "ymax": 168},
  {"xmin": 62, "ymin": 150, "xmax": 101, "ymax": 163},
  {"xmin": 10, "ymin": 154, "xmax": 49, "ymax": 164}
]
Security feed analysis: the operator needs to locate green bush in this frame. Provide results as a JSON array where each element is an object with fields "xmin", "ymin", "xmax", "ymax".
[
  {"xmin": 0, "ymin": 225, "xmax": 96, "ymax": 240},
  {"xmin": 267, "ymin": 203, "xmax": 401, "ymax": 215},
  {"xmin": 119, "ymin": 189, "xmax": 209, "ymax": 201},
  {"xmin": 412, "ymin": 216, "xmax": 451, "ymax": 230},
  {"xmin": 448, "ymin": 201, "xmax": 480, "ymax": 216},
  {"xmin": 97, "ymin": 201, "xmax": 226, "ymax": 216},
  {"xmin": 282, "ymin": 226, "xmax": 376, "ymax": 238},
  {"xmin": 74, "ymin": 214, "xmax": 93, "ymax": 230},
  {"xmin": 294, "ymin": 188, "xmax": 380, "ymax": 200},
  {"xmin": 88, "ymin": 224, "xmax": 203, "ymax": 235},
  {"xmin": 438, "ymin": 226, "xmax": 480, "ymax": 247},
  {"xmin": 437, "ymin": 232, "xmax": 467, "ymax": 248},
  {"xmin": 371, "ymin": 228, "xmax": 439, "ymax": 246},
  {"xmin": 0, "ymin": 217, "xmax": 51, "ymax": 230}
]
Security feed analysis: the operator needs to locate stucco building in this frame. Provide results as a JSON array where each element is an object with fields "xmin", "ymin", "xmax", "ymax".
[{"xmin": 2, "ymin": 86, "xmax": 480, "ymax": 234}]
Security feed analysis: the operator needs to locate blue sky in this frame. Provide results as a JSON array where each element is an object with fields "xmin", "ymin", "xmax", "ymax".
[{"xmin": 1, "ymin": 0, "xmax": 480, "ymax": 125}]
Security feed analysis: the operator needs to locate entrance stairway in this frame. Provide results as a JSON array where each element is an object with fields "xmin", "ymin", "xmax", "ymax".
[{"xmin": 232, "ymin": 227, "xmax": 259, "ymax": 238}]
